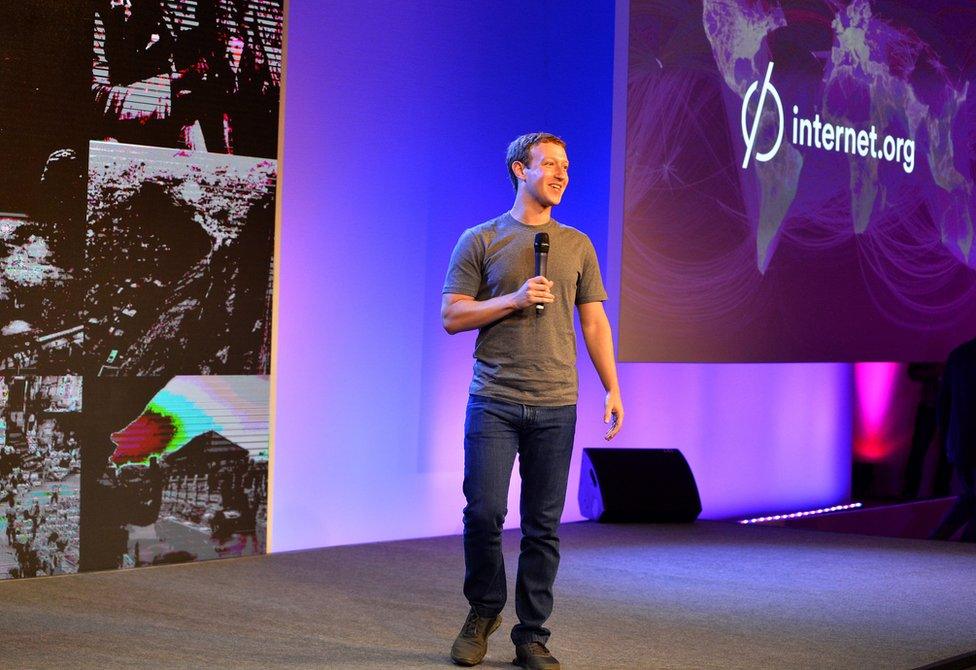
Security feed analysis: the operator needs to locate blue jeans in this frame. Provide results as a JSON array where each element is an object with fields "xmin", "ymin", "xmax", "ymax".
[{"xmin": 462, "ymin": 394, "xmax": 577, "ymax": 645}]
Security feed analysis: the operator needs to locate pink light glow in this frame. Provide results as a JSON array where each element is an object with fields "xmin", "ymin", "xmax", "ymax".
[{"xmin": 854, "ymin": 362, "xmax": 900, "ymax": 461}]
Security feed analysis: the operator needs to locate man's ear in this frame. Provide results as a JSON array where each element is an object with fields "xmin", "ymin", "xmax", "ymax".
[{"xmin": 511, "ymin": 160, "xmax": 527, "ymax": 181}]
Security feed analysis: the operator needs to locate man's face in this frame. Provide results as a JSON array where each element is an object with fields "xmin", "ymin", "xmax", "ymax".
[{"xmin": 518, "ymin": 142, "xmax": 569, "ymax": 207}]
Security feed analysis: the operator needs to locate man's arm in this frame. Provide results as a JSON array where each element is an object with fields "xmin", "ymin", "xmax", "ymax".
[
  {"xmin": 578, "ymin": 301, "xmax": 623, "ymax": 440},
  {"xmin": 442, "ymin": 277, "xmax": 554, "ymax": 335}
]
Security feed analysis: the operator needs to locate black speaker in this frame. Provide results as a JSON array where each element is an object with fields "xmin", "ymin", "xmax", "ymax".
[{"xmin": 578, "ymin": 448, "xmax": 701, "ymax": 522}]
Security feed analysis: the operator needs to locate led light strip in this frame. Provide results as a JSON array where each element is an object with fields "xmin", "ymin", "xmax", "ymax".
[{"xmin": 738, "ymin": 502, "xmax": 863, "ymax": 525}]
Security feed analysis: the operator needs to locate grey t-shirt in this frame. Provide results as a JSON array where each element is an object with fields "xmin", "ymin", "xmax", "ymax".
[{"xmin": 443, "ymin": 212, "xmax": 607, "ymax": 406}]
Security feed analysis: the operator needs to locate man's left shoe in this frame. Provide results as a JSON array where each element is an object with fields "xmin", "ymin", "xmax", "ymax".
[{"xmin": 513, "ymin": 642, "xmax": 561, "ymax": 670}]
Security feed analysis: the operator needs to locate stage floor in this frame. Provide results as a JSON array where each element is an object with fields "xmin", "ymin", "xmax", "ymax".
[{"xmin": 1, "ymin": 521, "xmax": 973, "ymax": 669}]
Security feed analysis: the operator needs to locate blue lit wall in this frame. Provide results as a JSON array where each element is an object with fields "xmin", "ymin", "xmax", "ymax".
[{"xmin": 272, "ymin": 1, "xmax": 852, "ymax": 551}]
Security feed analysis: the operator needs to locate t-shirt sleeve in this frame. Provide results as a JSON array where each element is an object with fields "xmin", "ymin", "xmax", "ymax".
[
  {"xmin": 443, "ymin": 228, "xmax": 483, "ymax": 297},
  {"xmin": 576, "ymin": 236, "xmax": 608, "ymax": 304}
]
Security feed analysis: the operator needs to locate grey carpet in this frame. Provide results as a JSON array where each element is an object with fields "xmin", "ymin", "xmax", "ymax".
[{"xmin": 0, "ymin": 521, "xmax": 974, "ymax": 669}]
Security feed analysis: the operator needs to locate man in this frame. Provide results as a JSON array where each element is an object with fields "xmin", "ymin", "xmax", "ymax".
[
  {"xmin": 931, "ymin": 336, "xmax": 976, "ymax": 541},
  {"xmin": 442, "ymin": 132, "xmax": 624, "ymax": 669},
  {"xmin": 93, "ymin": 0, "xmax": 175, "ymax": 144}
]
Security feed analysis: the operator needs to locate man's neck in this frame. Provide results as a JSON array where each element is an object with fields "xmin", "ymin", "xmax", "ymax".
[{"xmin": 510, "ymin": 194, "xmax": 552, "ymax": 226}]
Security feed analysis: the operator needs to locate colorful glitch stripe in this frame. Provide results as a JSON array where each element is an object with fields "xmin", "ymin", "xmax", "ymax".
[{"xmin": 110, "ymin": 375, "xmax": 269, "ymax": 466}]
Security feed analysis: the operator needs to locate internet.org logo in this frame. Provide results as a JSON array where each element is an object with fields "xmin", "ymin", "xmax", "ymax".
[
  {"xmin": 740, "ymin": 62, "xmax": 916, "ymax": 174},
  {"xmin": 741, "ymin": 63, "xmax": 783, "ymax": 169}
]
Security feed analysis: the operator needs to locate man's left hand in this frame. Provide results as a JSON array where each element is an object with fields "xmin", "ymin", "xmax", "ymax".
[{"xmin": 603, "ymin": 390, "xmax": 623, "ymax": 441}]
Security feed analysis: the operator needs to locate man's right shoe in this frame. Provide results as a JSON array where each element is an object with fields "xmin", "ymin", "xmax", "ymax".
[{"xmin": 451, "ymin": 607, "xmax": 502, "ymax": 666}]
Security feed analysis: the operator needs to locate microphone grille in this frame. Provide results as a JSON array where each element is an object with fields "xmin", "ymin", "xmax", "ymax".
[{"xmin": 534, "ymin": 232, "xmax": 550, "ymax": 252}]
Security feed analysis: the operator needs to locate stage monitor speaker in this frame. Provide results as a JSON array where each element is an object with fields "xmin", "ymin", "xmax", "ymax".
[{"xmin": 578, "ymin": 448, "xmax": 701, "ymax": 522}]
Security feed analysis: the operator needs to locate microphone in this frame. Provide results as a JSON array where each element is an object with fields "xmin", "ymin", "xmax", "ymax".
[{"xmin": 534, "ymin": 232, "xmax": 549, "ymax": 313}]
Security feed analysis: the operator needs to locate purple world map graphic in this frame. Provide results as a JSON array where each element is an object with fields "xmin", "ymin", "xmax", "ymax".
[{"xmin": 622, "ymin": 0, "xmax": 976, "ymax": 362}]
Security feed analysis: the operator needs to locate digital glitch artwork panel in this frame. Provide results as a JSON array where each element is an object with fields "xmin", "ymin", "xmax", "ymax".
[{"xmin": 0, "ymin": 0, "xmax": 282, "ymax": 579}]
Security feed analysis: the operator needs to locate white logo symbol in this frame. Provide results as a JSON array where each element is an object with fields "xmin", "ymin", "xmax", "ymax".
[{"xmin": 741, "ymin": 62, "xmax": 783, "ymax": 168}]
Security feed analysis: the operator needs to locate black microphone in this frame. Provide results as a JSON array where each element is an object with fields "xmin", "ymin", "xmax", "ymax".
[{"xmin": 534, "ymin": 232, "xmax": 549, "ymax": 313}]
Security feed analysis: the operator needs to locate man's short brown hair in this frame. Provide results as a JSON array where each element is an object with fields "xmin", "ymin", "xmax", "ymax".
[{"xmin": 506, "ymin": 132, "xmax": 566, "ymax": 191}]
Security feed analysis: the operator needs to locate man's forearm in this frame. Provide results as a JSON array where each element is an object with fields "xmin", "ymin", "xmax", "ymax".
[
  {"xmin": 443, "ymin": 278, "xmax": 554, "ymax": 334},
  {"xmin": 581, "ymin": 316, "xmax": 619, "ymax": 393},
  {"xmin": 442, "ymin": 294, "xmax": 518, "ymax": 334}
]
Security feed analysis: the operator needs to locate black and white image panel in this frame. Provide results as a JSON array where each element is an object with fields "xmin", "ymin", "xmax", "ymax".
[
  {"xmin": 1, "ymin": 376, "xmax": 82, "ymax": 579},
  {"xmin": 0, "ymin": 4, "xmax": 90, "ymax": 374},
  {"xmin": 93, "ymin": 0, "xmax": 284, "ymax": 157},
  {"xmin": 86, "ymin": 141, "xmax": 276, "ymax": 376}
]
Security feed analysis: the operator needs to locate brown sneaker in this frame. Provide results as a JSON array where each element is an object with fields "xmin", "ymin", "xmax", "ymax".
[
  {"xmin": 513, "ymin": 641, "xmax": 561, "ymax": 670},
  {"xmin": 451, "ymin": 607, "xmax": 502, "ymax": 666}
]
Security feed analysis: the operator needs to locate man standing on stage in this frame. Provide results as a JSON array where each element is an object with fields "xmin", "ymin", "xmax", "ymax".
[{"xmin": 442, "ymin": 132, "xmax": 624, "ymax": 669}]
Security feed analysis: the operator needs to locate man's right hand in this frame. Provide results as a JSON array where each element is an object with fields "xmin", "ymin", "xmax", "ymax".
[
  {"xmin": 513, "ymin": 276, "xmax": 555, "ymax": 310},
  {"xmin": 442, "ymin": 276, "xmax": 554, "ymax": 334}
]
